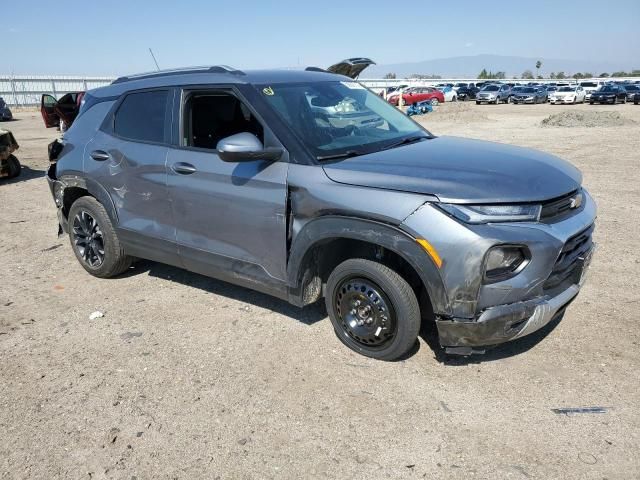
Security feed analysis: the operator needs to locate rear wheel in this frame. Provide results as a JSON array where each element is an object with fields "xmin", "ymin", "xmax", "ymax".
[
  {"xmin": 430, "ymin": 97, "xmax": 439, "ymax": 106},
  {"xmin": 325, "ymin": 259, "xmax": 420, "ymax": 361},
  {"xmin": 68, "ymin": 196, "xmax": 132, "ymax": 278},
  {"xmin": 6, "ymin": 154, "xmax": 21, "ymax": 178}
]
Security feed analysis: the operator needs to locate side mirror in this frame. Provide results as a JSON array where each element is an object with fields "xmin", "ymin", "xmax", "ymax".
[{"xmin": 216, "ymin": 132, "xmax": 283, "ymax": 163}]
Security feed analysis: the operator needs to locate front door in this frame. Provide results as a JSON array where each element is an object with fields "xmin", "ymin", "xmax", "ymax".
[
  {"xmin": 166, "ymin": 89, "xmax": 289, "ymax": 292},
  {"xmin": 41, "ymin": 94, "xmax": 59, "ymax": 127}
]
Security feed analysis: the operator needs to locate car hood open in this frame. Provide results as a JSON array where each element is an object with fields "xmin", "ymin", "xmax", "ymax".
[{"xmin": 322, "ymin": 136, "xmax": 582, "ymax": 204}]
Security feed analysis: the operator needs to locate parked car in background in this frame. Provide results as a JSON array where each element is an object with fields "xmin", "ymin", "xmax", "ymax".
[
  {"xmin": 46, "ymin": 65, "xmax": 597, "ymax": 360},
  {"xmin": 511, "ymin": 86, "xmax": 546, "ymax": 104},
  {"xmin": 476, "ymin": 84, "xmax": 511, "ymax": 104},
  {"xmin": 545, "ymin": 86, "xmax": 558, "ymax": 100},
  {"xmin": 453, "ymin": 82, "xmax": 475, "ymax": 91},
  {"xmin": 590, "ymin": 85, "xmax": 627, "ymax": 104},
  {"xmin": 456, "ymin": 85, "xmax": 480, "ymax": 101},
  {"xmin": 41, "ymin": 92, "xmax": 85, "ymax": 131},
  {"xmin": 435, "ymin": 85, "xmax": 458, "ymax": 102},
  {"xmin": 579, "ymin": 81, "xmax": 602, "ymax": 101},
  {"xmin": 634, "ymin": 93, "xmax": 640, "ymax": 105},
  {"xmin": 387, "ymin": 87, "xmax": 445, "ymax": 106},
  {"xmin": 0, "ymin": 97, "xmax": 12, "ymax": 121},
  {"xmin": 549, "ymin": 86, "xmax": 586, "ymax": 104},
  {"xmin": 622, "ymin": 84, "xmax": 640, "ymax": 102}
]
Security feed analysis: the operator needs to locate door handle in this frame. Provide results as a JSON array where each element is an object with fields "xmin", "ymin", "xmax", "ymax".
[
  {"xmin": 172, "ymin": 162, "xmax": 197, "ymax": 175},
  {"xmin": 90, "ymin": 150, "xmax": 110, "ymax": 161}
]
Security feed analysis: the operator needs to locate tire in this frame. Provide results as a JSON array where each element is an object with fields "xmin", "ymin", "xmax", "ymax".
[
  {"xmin": 67, "ymin": 196, "xmax": 132, "ymax": 278},
  {"xmin": 6, "ymin": 154, "xmax": 21, "ymax": 178},
  {"xmin": 635, "ymin": 99, "xmax": 639, "ymax": 105},
  {"xmin": 506, "ymin": 96, "xmax": 511, "ymax": 104},
  {"xmin": 430, "ymin": 98, "xmax": 439, "ymax": 106},
  {"xmin": 476, "ymin": 101, "xmax": 480, "ymax": 105},
  {"xmin": 325, "ymin": 258, "xmax": 420, "ymax": 361},
  {"xmin": 590, "ymin": 101, "xmax": 594, "ymax": 105},
  {"xmin": 452, "ymin": 95, "xmax": 457, "ymax": 102}
]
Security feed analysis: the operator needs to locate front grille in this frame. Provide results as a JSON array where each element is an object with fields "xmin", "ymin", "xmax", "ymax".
[
  {"xmin": 543, "ymin": 224, "xmax": 594, "ymax": 294},
  {"xmin": 540, "ymin": 190, "xmax": 582, "ymax": 222}
]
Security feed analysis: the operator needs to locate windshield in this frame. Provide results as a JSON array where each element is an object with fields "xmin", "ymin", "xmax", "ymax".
[
  {"xmin": 522, "ymin": 87, "xmax": 536, "ymax": 93},
  {"xmin": 482, "ymin": 85, "xmax": 499, "ymax": 92},
  {"xmin": 625, "ymin": 85, "xmax": 639, "ymax": 91},
  {"xmin": 558, "ymin": 87, "xmax": 574, "ymax": 92},
  {"xmin": 259, "ymin": 81, "xmax": 428, "ymax": 159},
  {"xmin": 580, "ymin": 82, "xmax": 597, "ymax": 87},
  {"xmin": 599, "ymin": 87, "xmax": 617, "ymax": 92}
]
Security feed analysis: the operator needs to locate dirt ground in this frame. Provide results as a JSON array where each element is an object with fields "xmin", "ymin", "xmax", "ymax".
[{"xmin": 1, "ymin": 102, "xmax": 639, "ymax": 480}]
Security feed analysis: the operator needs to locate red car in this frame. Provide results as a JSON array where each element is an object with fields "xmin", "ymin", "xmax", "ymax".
[
  {"xmin": 387, "ymin": 87, "xmax": 445, "ymax": 106},
  {"xmin": 40, "ymin": 91, "xmax": 85, "ymax": 132}
]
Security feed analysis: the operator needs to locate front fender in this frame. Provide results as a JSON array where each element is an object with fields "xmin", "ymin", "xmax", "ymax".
[{"xmin": 286, "ymin": 215, "xmax": 450, "ymax": 315}]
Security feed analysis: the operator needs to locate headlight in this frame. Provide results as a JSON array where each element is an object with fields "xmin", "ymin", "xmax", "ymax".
[
  {"xmin": 437, "ymin": 203, "xmax": 542, "ymax": 223},
  {"xmin": 484, "ymin": 246, "xmax": 529, "ymax": 282}
]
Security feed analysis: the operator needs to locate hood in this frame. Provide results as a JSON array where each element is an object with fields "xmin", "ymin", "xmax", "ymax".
[
  {"xmin": 322, "ymin": 136, "xmax": 582, "ymax": 204},
  {"xmin": 326, "ymin": 58, "xmax": 375, "ymax": 79}
]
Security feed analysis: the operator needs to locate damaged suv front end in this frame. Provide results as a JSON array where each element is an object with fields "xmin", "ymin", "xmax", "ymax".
[{"xmin": 401, "ymin": 189, "xmax": 596, "ymax": 354}]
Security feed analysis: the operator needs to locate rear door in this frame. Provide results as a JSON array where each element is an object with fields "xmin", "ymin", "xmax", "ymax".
[
  {"xmin": 84, "ymin": 89, "xmax": 177, "ymax": 263},
  {"xmin": 40, "ymin": 94, "xmax": 59, "ymax": 127},
  {"xmin": 55, "ymin": 92, "xmax": 84, "ymax": 127}
]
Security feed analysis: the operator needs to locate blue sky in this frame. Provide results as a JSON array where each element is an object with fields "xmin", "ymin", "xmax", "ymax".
[{"xmin": 5, "ymin": 0, "xmax": 640, "ymax": 75}]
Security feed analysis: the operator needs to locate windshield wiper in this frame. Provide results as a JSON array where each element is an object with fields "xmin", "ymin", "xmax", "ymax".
[
  {"xmin": 380, "ymin": 135, "xmax": 429, "ymax": 151},
  {"xmin": 316, "ymin": 150, "xmax": 364, "ymax": 161}
]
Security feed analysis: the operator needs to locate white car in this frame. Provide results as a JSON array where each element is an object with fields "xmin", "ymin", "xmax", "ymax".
[
  {"xmin": 435, "ymin": 86, "xmax": 458, "ymax": 102},
  {"xmin": 579, "ymin": 81, "xmax": 603, "ymax": 101},
  {"xmin": 549, "ymin": 86, "xmax": 586, "ymax": 104}
]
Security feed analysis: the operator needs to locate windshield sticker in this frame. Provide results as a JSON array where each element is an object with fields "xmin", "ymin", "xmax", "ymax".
[
  {"xmin": 262, "ymin": 86, "xmax": 274, "ymax": 96},
  {"xmin": 340, "ymin": 82, "xmax": 365, "ymax": 90}
]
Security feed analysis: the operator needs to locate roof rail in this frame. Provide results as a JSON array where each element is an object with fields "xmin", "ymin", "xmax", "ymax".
[
  {"xmin": 111, "ymin": 65, "xmax": 245, "ymax": 85},
  {"xmin": 305, "ymin": 66, "xmax": 327, "ymax": 73}
]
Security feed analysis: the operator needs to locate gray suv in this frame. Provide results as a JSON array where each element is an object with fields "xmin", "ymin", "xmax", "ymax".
[{"xmin": 47, "ymin": 66, "xmax": 596, "ymax": 360}]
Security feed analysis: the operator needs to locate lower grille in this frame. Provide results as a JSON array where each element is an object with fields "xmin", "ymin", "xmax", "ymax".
[{"xmin": 543, "ymin": 224, "xmax": 594, "ymax": 294}]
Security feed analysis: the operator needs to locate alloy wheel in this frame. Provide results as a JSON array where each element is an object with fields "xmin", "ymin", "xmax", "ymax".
[{"xmin": 72, "ymin": 210, "xmax": 105, "ymax": 267}]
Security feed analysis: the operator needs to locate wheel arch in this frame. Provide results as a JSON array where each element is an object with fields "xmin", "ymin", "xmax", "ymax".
[
  {"xmin": 58, "ymin": 175, "xmax": 118, "ymax": 226},
  {"xmin": 286, "ymin": 216, "xmax": 450, "ymax": 317}
]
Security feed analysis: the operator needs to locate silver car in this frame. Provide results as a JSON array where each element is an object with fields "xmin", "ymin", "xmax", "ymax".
[{"xmin": 476, "ymin": 84, "xmax": 511, "ymax": 104}]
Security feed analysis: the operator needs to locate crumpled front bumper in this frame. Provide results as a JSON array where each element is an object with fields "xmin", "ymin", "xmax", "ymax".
[
  {"xmin": 436, "ymin": 239, "xmax": 594, "ymax": 353},
  {"xmin": 436, "ymin": 283, "xmax": 580, "ymax": 351}
]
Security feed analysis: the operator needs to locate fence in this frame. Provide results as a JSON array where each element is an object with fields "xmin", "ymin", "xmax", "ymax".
[{"xmin": 0, "ymin": 76, "xmax": 114, "ymax": 107}]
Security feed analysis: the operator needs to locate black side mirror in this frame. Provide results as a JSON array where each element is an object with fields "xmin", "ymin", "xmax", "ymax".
[{"xmin": 217, "ymin": 132, "xmax": 283, "ymax": 163}]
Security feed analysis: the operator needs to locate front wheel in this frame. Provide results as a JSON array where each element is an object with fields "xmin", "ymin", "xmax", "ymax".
[
  {"xmin": 325, "ymin": 259, "xmax": 420, "ymax": 361},
  {"xmin": 68, "ymin": 196, "xmax": 132, "ymax": 278}
]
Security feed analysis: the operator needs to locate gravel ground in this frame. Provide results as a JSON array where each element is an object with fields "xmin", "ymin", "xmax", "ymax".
[{"xmin": 1, "ymin": 102, "xmax": 639, "ymax": 479}]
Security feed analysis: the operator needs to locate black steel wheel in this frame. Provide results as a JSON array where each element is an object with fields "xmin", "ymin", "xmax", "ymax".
[
  {"xmin": 335, "ymin": 277, "xmax": 397, "ymax": 349},
  {"xmin": 326, "ymin": 259, "xmax": 420, "ymax": 360},
  {"xmin": 68, "ymin": 196, "xmax": 131, "ymax": 278}
]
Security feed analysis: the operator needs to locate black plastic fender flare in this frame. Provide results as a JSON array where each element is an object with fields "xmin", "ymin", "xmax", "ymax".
[{"xmin": 286, "ymin": 215, "xmax": 450, "ymax": 316}]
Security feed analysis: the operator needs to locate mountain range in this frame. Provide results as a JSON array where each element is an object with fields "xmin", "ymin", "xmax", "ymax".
[{"xmin": 359, "ymin": 54, "xmax": 634, "ymax": 79}]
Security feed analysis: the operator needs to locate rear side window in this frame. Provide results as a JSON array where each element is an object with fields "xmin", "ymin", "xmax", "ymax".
[{"xmin": 114, "ymin": 90, "xmax": 168, "ymax": 143}]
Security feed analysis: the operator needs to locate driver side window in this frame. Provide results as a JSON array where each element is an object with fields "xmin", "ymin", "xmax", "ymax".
[{"xmin": 183, "ymin": 92, "xmax": 264, "ymax": 150}]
